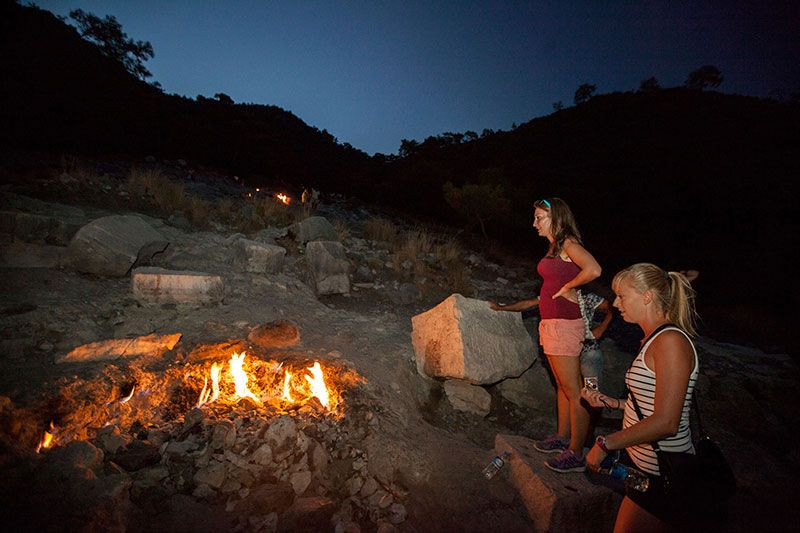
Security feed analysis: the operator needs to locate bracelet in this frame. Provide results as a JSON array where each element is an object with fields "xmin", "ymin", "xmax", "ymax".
[{"xmin": 595, "ymin": 435, "xmax": 610, "ymax": 453}]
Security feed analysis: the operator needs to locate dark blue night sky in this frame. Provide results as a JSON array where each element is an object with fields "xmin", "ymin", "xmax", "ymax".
[{"xmin": 36, "ymin": 1, "xmax": 800, "ymax": 155}]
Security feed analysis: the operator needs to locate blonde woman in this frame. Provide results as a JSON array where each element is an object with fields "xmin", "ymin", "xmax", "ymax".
[
  {"xmin": 490, "ymin": 198, "xmax": 601, "ymax": 472},
  {"xmin": 581, "ymin": 263, "xmax": 699, "ymax": 531}
]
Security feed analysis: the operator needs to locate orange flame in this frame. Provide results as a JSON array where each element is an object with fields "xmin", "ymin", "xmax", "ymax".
[
  {"xmin": 35, "ymin": 421, "xmax": 55, "ymax": 453},
  {"xmin": 229, "ymin": 352, "xmax": 260, "ymax": 403},
  {"xmin": 276, "ymin": 193, "xmax": 291, "ymax": 205},
  {"xmin": 197, "ymin": 362, "xmax": 222, "ymax": 408},
  {"xmin": 304, "ymin": 362, "xmax": 330, "ymax": 408},
  {"xmin": 282, "ymin": 370, "xmax": 295, "ymax": 402}
]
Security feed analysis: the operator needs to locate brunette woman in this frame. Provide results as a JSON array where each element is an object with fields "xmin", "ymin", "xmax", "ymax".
[
  {"xmin": 581, "ymin": 263, "xmax": 699, "ymax": 531},
  {"xmin": 490, "ymin": 198, "xmax": 601, "ymax": 472}
]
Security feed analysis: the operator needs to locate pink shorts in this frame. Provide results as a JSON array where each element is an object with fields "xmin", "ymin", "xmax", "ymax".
[{"xmin": 538, "ymin": 318, "xmax": 585, "ymax": 356}]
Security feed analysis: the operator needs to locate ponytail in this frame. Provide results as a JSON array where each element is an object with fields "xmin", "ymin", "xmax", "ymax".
[{"xmin": 613, "ymin": 263, "xmax": 698, "ymax": 336}]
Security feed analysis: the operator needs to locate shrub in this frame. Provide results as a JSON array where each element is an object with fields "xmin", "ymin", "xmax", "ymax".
[
  {"xmin": 363, "ymin": 217, "xmax": 398, "ymax": 246},
  {"xmin": 333, "ymin": 219, "xmax": 350, "ymax": 242}
]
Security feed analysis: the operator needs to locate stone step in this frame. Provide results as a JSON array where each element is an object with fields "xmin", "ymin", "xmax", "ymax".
[
  {"xmin": 495, "ymin": 433, "xmax": 622, "ymax": 533},
  {"xmin": 132, "ymin": 267, "xmax": 224, "ymax": 304}
]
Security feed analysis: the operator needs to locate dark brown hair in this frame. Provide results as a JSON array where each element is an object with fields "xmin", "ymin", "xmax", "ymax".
[{"xmin": 533, "ymin": 197, "xmax": 582, "ymax": 257}]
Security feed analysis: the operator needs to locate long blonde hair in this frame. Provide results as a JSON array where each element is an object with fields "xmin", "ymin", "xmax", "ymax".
[{"xmin": 613, "ymin": 263, "xmax": 698, "ymax": 336}]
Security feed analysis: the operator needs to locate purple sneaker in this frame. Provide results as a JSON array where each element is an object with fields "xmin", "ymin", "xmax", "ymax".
[
  {"xmin": 533, "ymin": 434, "xmax": 569, "ymax": 454},
  {"xmin": 545, "ymin": 449, "xmax": 586, "ymax": 473}
]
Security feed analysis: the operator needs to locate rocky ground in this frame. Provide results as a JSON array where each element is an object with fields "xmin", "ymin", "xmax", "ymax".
[{"xmin": 1, "ymin": 160, "xmax": 798, "ymax": 532}]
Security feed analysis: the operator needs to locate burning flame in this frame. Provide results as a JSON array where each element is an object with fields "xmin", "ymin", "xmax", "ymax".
[
  {"xmin": 276, "ymin": 193, "xmax": 291, "ymax": 205},
  {"xmin": 304, "ymin": 362, "xmax": 330, "ymax": 408},
  {"xmin": 120, "ymin": 385, "xmax": 135, "ymax": 404},
  {"xmin": 229, "ymin": 352, "xmax": 260, "ymax": 403},
  {"xmin": 282, "ymin": 370, "xmax": 295, "ymax": 402},
  {"xmin": 36, "ymin": 421, "xmax": 55, "ymax": 453},
  {"xmin": 197, "ymin": 362, "xmax": 222, "ymax": 407}
]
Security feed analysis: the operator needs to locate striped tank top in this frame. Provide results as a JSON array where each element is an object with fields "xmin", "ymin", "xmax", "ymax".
[{"xmin": 623, "ymin": 326, "xmax": 699, "ymax": 475}]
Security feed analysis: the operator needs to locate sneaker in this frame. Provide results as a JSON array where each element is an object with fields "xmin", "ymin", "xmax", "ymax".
[
  {"xmin": 533, "ymin": 434, "xmax": 569, "ymax": 454},
  {"xmin": 545, "ymin": 449, "xmax": 587, "ymax": 473}
]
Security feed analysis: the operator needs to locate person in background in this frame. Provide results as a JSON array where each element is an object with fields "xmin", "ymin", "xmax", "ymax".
[
  {"xmin": 576, "ymin": 285, "xmax": 613, "ymax": 392},
  {"xmin": 490, "ymin": 197, "xmax": 601, "ymax": 473},
  {"xmin": 581, "ymin": 263, "xmax": 699, "ymax": 531}
]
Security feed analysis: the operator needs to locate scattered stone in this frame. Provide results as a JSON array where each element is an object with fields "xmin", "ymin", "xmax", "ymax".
[
  {"xmin": 306, "ymin": 240, "xmax": 350, "ymax": 295},
  {"xmin": 194, "ymin": 461, "xmax": 227, "ymax": 489},
  {"xmin": 359, "ymin": 476, "xmax": 379, "ymax": 498},
  {"xmin": 132, "ymin": 267, "xmax": 224, "ymax": 304},
  {"xmin": 443, "ymin": 379, "xmax": 492, "ymax": 416},
  {"xmin": 65, "ymin": 214, "xmax": 168, "ymax": 276},
  {"xmin": 411, "ymin": 294, "xmax": 536, "ymax": 384},
  {"xmin": 391, "ymin": 282, "xmax": 421, "ymax": 305},
  {"xmin": 192, "ymin": 483, "xmax": 217, "ymax": 500},
  {"xmin": 235, "ymin": 483, "xmax": 295, "ymax": 514},
  {"xmin": 247, "ymin": 320, "xmax": 301, "ymax": 348},
  {"xmin": 265, "ymin": 416, "xmax": 298, "ymax": 461},
  {"xmin": 96, "ymin": 425, "xmax": 131, "ymax": 454},
  {"xmin": 289, "ymin": 216, "xmax": 338, "ymax": 243},
  {"xmin": 290, "ymin": 470, "xmax": 312, "ymax": 495},
  {"xmin": 211, "ymin": 420, "xmax": 237, "ymax": 450},
  {"xmin": 495, "ymin": 360, "xmax": 555, "ymax": 411},
  {"xmin": 251, "ymin": 443, "xmax": 274, "ymax": 465},
  {"xmin": 48, "ymin": 440, "xmax": 104, "ymax": 470},
  {"xmin": 56, "ymin": 332, "xmax": 181, "ymax": 363},
  {"xmin": 387, "ymin": 503, "xmax": 407, "ymax": 524},
  {"xmin": 112, "ymin": 441, "xmax": 161, "ymax": 472},
  {"xmin": 235, "ymin": 238, "xmax": 285, "ymax": 273}
]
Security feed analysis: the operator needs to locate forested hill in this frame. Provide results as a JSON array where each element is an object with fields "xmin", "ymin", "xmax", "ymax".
[
  {"xmin": 370, "ymin": 90, "xmax": 798, "ymax": 349},
  {"xmin": 0, "ymin": 2, "xmax": 371, "ymax": 189}
]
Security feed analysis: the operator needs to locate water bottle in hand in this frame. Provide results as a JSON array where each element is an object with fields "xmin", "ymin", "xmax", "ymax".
[{"xmin": 482, "ymin": 451, "xmax": 511, "ymax": 480}]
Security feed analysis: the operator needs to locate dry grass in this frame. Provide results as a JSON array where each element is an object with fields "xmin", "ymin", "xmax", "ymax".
[
  {"xmin": 333, "ymin": 219, "xmax": 350, "ymax": 242},
  {"xmin": 186, "ymin": 196, "xmax": 212, "ymax": 227},
  {"xmin": 393, "ymin": 228, "xmax": 434, "ymax": 278},
  {"xmin": 434, "ymin": 236, "xmax": 462, "ymax": 267},
  {"xmin": 363, "ymin": 218, "xmax": 398, "ymax": 246},
  {"xmin": 127, "ymin": 168, "xmax": 185, "ymax": 212},
  {"xmin": 253, "ymin": 197, "xmax": 295, "ymax": 227}
]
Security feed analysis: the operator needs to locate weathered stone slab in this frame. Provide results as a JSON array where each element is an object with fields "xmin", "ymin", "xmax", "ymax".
[
  {"xmin": 411, "ymin": 295, "xmax": 536, "ymax": 384},
  {"xmin": 495, "ymin": 434, "xmax": 621, "ymax": 532},
  {"xmin": 131, "ymin": 267, "xmax": 223, "ymax": 304},
  {"xmin": 66, "ymin": 215, "xmax": 168, "ymax": 276},
  {"xmin": 187, "ymin": 339, "xmax": 247, "ymax": 362},
  {"xmin": 57, "ymin": 333, "xmax": 181, "ymax": 363},
  {"xmin": 289, "ymin": 216, "xmax": 338, "ymax": 243},
  {"xmin": 496, "ymin": 360, "xmax": 555, "ymax": 411},
  {"xmin": 235, "ymin": 238, "xmax": 285, "ymax": 273},
  {"xmin": 248, "ymin": 320, "xmax": 301, "ymax": 348},
  {"xmin": 0, "ymin": 242, "xmax": 65, "ymax": 268},
  {"xmin": 305, "ymin": 240, "xmax": 350, "ymax": 295},
  {"xmin": 443, "ymin": 379, "xmax": 491, "ymax": 416}
]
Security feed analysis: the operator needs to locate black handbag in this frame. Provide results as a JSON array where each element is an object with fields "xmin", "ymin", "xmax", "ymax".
[{"xmin": 627, "ymin": 327, "xmax": 736, "ymax": 503}]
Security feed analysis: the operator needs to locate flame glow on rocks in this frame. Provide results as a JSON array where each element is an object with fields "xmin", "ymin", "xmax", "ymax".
[{"xmin": 276, "ymin": 193, "xmax": 291, "ymax": 204}]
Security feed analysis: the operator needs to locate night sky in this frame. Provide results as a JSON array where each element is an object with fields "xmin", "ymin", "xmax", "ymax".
[{"xmin": 36, "ymin": 1, "xmax": 800, "ymax": 155}]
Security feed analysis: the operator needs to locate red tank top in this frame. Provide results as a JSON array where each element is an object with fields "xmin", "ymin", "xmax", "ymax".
[{"xmin": 537, "ymin": 255, "xmax": 581, "ymax": 319}]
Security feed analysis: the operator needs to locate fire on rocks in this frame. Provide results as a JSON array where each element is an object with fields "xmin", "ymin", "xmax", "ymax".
[{"xmin": 0, "ymin": 335, "xmax": 414, "ymax": 532}]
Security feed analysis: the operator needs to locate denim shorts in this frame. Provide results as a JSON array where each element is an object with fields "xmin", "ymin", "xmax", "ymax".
[{"xmin": 579, "ymin": 340, "xmax": 603, "ymax": 387}]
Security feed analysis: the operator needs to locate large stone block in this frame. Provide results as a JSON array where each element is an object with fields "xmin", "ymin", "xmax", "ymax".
[
  {"xmin": 305, "ymin": 240, "xmax": 349, "ymax": 295},
  {"xmin": 443, "ymin": 379, "xmax": 491, "ymax": 416},
  {"xmin": 66, "ymin": 215, "xmax": 168, "ymax": 276},
  {"xmin": 132, "ymin": 267, "xmax": 223, "ymax": 304},
  {"xmin": 235, "ymin": 238, "xmax": 285, "ymax": 273},
  {"xmin": 289, "ymin": 216, "xmax": 338, "ymax": 244},
  {"xmin": 411, "ymin": 294, "xmax": 535, "ymax": 384},
  {"xmin": 495, "ymin": 434, "xmax": 621, "ymax": 532}
]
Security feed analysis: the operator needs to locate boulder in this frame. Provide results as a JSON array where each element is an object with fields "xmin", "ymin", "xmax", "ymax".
[
  {"xmin": 57, "ymin": 333, "xmax": 181, "ymax": 363},
  {"xmin": 305, "ymin": 241, "xmax": 350, "ymax": 295},
  {"xmin": 443, "ymin": 380, "xmax": 492, "ymax": 416},
  {"xmin": 248, "ymin": 320, "xmax": 301, "ymax": 348},
  {"xmin": 131, "ymin": 267, "xmax": 223, "ymax": 304},
  {"xmin": 495, "ymin": 360, "xmax": 555, "ymax": 411},
  {"xmin": 66, "ymin": 215, "xmax": 168, "ymax": 276},
  {"xmin": 235, "ymin": 238, "xmax": 285, "ymax": 273},
  {"xmin": 495, "ymin": 434, "xmax": 621, "ymax": 532},
  {"xmin": 289, "ymin": 216, "xmax": 338, "ymax": 243},
  {"xmin": 411, "ymin": 294, "xmax": 536, "ymax": 384}
]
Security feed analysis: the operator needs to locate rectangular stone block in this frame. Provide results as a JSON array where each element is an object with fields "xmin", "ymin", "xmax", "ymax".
[
  {"xmin": 495, "ymin": 434, "xmax": 622, "ymax": 532},
  {"xmin": 57, "ymin": 333, "xmax": 182, "ymax": 363},
  {"xmin": 132, "ymin": 267, "xmax": 223, "ymax": 304}
]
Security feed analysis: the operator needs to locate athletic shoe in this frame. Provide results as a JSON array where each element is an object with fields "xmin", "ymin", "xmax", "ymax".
[
  {"xmin": 533, "ymin": 434, "xmax": 569, "ymax": 454},
  {"xmin": 545, "ymin": 449, "xmax": 587, "ymax": 473}
]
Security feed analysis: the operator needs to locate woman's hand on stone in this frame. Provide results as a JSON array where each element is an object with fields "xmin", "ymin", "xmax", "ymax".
[{"xmin": 488, "ymin": 300, "xmax": 503, "ymax": 311}]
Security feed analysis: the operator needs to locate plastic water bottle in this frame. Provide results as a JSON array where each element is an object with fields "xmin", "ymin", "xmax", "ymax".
[
  {"xmin": 482, "ymin": 451, "xmax": 511, "ymax": 480},
  {"xmin": 602, "ymin": 461, "xmax": 650, "ymax": 492}
]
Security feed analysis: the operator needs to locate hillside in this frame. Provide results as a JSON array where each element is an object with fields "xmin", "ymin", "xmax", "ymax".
[{"xmin": 0, "ymin": 2, "xmax": 371, "ymax": 189}]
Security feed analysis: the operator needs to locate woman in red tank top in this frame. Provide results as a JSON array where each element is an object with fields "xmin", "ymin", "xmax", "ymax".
[{"xmin": 490, "ymin": 198, "xmax": 601, "ymax": 472}]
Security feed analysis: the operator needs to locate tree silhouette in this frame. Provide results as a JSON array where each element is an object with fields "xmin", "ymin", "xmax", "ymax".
[
  {"xmin": 638, "ymin": 77, "xmax": 661, "ymax": 92},
  {"xmin": 552, "ymin": 101, "xmax": 564, "ymax": 111},
  {"xmin": 685, "ymin": 65, "xmax": 723, "ymax": 90},
  {"xmin": 69, "ymin": 9, "xmax": 154, "ymax": 80},
  {"xmin": 574, "ymin": 83, "xmax": 597, "ymax": 105},
  {"xmin": 214, "ymin": 92, "xmax": 234, "ymax": 105},
  {"xmin": 442, "ymin": 181, "xmax": 510, "ymax": 240}
]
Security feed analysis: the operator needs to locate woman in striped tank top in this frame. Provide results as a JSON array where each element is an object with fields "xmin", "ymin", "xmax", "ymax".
[{"xmin": 581, "ymin": 263, "xmax": 698, "ymax": 532}]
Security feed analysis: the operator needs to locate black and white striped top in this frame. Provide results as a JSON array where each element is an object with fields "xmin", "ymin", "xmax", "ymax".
[{"xmin": 623, "ymin": 326, "xmax": 698, "ymax": 475}]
